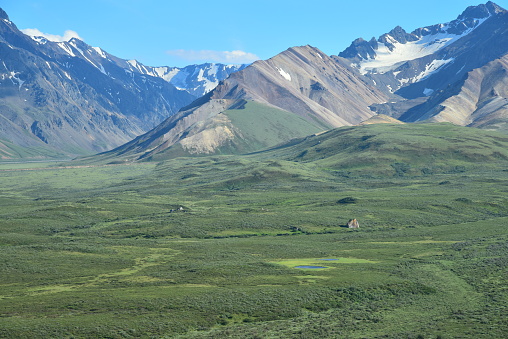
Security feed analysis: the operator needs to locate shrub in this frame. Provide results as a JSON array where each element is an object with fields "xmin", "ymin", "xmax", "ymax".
[{"xmin": 337, "ymin": 197, "xmax": 358, "ymax": 204}]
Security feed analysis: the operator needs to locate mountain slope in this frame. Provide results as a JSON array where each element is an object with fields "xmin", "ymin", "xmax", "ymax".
[
  {"xmin": 98, "ymin": 45, "xmax": 388, "ymax": 160},
  {"xmin": 149, "ymin": 63, "xmax": 248, "ymax": 97},
  {"xmin": 217, "ymin": 46, "xmax": 388, "ymax": 126},
  {"xmin": 339, "ymin": 2, "xmax": 506, "ymax": 97},
  {"xmin": 21, "ymin": 33, "xmax": 247, "ymax": 110},
  {"xmin": 0, "ymin": 8, "xmax": 246, "ymax": 159},
  {"xmin": 399, "ymin": 54, "xmax": 508, "ymax": 129},
  {"xmin": 0, "ymin": 9, "xmax": 199, "ymax": 157}
]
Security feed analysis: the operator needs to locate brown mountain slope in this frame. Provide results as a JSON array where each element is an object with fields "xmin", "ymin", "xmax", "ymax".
[
  {"xmin": 100, "ymin": 46, "xmax": 389, "ymax": 160},
  {"xmin": 401, "ymin": 53, "xmax": 508, "ymax": 132},
  {"xmin": 217, "ymin": 45, "xmax": 388, "ymax": 126}
]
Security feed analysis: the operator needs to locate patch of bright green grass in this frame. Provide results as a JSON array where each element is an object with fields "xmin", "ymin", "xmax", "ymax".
[
  {"xmin": 224, "ymin": 101, "xmax": 325, "ymax": 153},
  {"xmin": 272, "ymin": 257, "xmax": 378, "ymax": 269}
]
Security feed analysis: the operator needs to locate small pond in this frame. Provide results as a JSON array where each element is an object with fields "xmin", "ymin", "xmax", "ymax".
[{"xmin": 295, "ymin": 265, "xmax": 328, "ymax": 269}]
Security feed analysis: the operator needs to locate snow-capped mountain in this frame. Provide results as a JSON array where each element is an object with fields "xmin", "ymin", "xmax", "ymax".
[
  {"xmin": 22, "ymin": 31, "xmax": 247, "ymax": 100},
  {"xmin": 341, "ymin": 3, "xmax": 498, "ymax": 75},
  {"xmin": 337, "ymin": 1, "xmax": 508, "ymax": 130},
  {"xmin": 339, "ymin": 1, "xmax": 505, "ymax": 96},
  {"xmin": 149, "ymin": 64, "xmax": 248, "ymax": 98},
  {"xmin": 0, "ymin": 7, "xmax": 246, "ymax": 158}
]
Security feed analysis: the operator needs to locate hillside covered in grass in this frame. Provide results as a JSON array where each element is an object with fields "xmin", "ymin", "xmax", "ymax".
[{"xmin": 255, "ymin": 122, "xmax": 508, "ymax": 176}]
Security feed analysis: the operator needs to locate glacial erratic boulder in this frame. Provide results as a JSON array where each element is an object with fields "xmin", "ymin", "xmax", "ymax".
[{"xmin": 347, "ymin": 219, "xmax": 360, "ymax": 229}]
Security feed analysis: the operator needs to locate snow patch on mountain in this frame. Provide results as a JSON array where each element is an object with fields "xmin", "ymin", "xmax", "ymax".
[
  {"xmin": 415, "ymin": 58, "xmax": 455, "ymax": 82},
  {"xmin": 57, "ymin": 42, "xmax": 76, "ymax": 57},
  {"xmin": 397, "ymin": 58, "xmax": 455, "ymax": 87},
  {"xmin": 277, "ymin": 67, "xmax": 292, "ymax": 81},
  {"xmin": 423, "ymin": 88, "xmax": 434, "ymax": 96},
  {"xmin": 359, "ymin": 17, "xmax": 489, "ymax": 74},
  {"xmin": 92, "ymin": 47, "xmax": 108, "ymax": 59},
  {"xmin": 196, "ymin": 68, "xmax": 217, "ymax": 93},
  {"xmin": 69, "ymin": 40, "xmax": 83, "ymax": 55},
  {"xmin": 9, "ymin": 71, "xmax": 24, "ymax": 89}
]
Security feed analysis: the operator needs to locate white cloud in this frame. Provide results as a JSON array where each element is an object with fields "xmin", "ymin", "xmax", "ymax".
[
  {"xmin": 166, "ymin": 49, "xmax": 260, "ymax": 64},
  {"xmin": 21, "ymin": 28, "xmax": 83, "ymax": 42}
]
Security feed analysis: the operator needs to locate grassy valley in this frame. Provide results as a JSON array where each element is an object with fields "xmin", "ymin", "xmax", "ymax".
[{"xmin": 1, "ymin": 123, "xmax": 508, "ymax": 338}]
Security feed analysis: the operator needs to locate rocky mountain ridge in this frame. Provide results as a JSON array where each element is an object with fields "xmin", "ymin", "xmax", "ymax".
[
  {"xmin": 0, "ymin": 9, "xmax": 246, "ymax": 158},
  {"xmin": 22, "ymin": 31, "xmax": 248, "ymax": 102},
  {"xmin": 0, "ymin": 12, "xmax": 194, "ymax": 157},
  {"xmin": 145, "ymin": 63, "xmax": 248, "ymax": 98}
]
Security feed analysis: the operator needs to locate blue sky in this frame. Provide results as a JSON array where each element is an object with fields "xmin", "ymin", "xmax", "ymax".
[{"xmin": 2, "ymin": 0, "xmax": 507, "ymax": 67}]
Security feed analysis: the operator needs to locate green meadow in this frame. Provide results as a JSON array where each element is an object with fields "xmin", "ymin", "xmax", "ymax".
[{"xmin": 1, "ymin": 124, "xmax": 508, "ymax": 338}]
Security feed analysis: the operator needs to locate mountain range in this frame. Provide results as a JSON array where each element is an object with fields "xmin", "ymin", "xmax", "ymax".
[
  {"xmin": 97, "ymin": 1, "xmax": 508, "ymax": 162},
  {"xmin": 0, "ymin": 8, "xmax": 245, "ymax": 158},
  {"xmin": 1, "ymin": 2, "xmax": 508, "ymax": 161}
]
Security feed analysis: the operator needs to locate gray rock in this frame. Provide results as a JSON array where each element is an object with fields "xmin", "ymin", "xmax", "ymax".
[{"xmin": 347, "ymin": 219, "xmax": 360, "ymax": 229}]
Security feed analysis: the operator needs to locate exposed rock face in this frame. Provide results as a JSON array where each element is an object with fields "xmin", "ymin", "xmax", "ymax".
[
  {"xmin": 0, "ymin": 8, "xmax": 8, "ymax": 20},
  {"xmin": 399, "ymin": 54, "xmax": 508, "ymax": 129},
  {"xmin": 339, "ymin": 37, "xmax": 378, "ymax": 60},
  {"xmin": 347, "ymin": 219, "xmax": 360, "ymax": 229}
]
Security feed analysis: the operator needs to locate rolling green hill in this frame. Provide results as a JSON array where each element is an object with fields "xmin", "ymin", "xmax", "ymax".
[
  {"xmin": 0, "ymin": 138, "xmax": 69, "ymax": 160},
  {"xmin": 254, "ymin": 122, "xmax": 508, "ymax": 176}
]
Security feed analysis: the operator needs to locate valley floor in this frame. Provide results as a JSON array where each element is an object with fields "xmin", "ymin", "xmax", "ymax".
[{"xmin": 0, "ymin": 159, "xmax": 507, "ymax": 338}]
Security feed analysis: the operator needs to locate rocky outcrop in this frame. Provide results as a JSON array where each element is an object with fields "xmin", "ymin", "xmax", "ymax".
[{"xmin": 347, "ymin": 219, "xmax": 360, "ymax": 229}]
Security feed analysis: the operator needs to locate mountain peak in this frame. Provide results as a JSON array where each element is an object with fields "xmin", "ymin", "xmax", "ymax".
[
  {"xmin": 0, "ymin": 8, "xmax": 9, "ymax": 20},
  {"xmin": 286, "ymin": 45, "xmax": 321, "ymax": 53},
  {"xmin": 383, "ymin": 25, "xmax": 418, "ymax": 44},
  {"xmin": 277, "ymin": 45, "xmax": 329, "ymax": 61},
  {"xmin": 486, "ymin": 1, "xmax": 508, "ymax": 13},
  {"xmin": 68, "ymin": 37, "xmax": 88, "ymax": 48},
  {"xmin": 458, "ymin": 1, "xmax": 506, "ymax": 21},
  {"xmin": 338, "ymin": 38, "xmax": 378, "ymax": 60}
]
